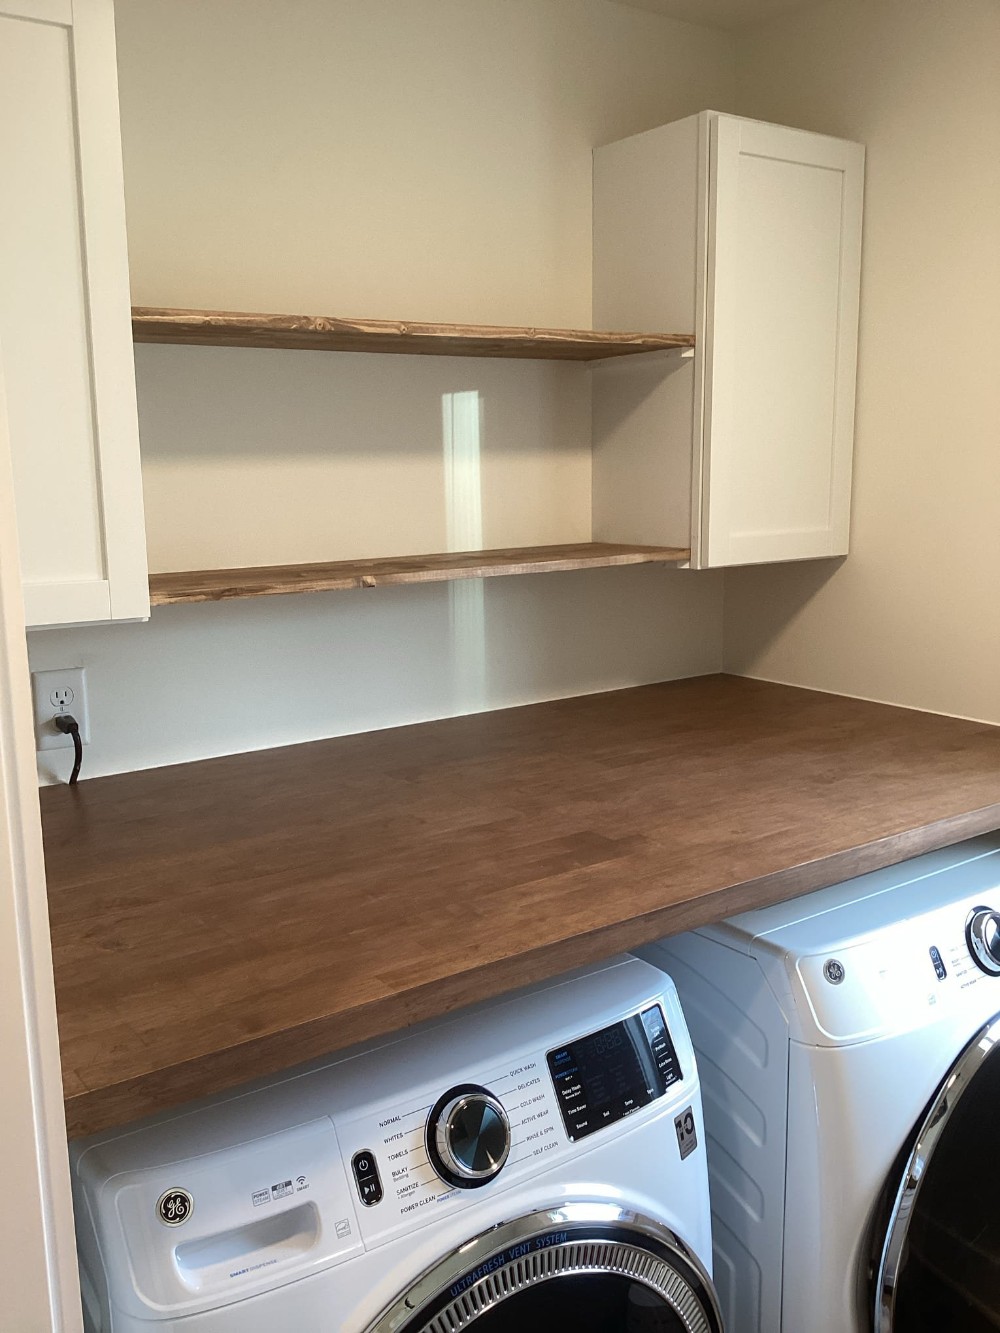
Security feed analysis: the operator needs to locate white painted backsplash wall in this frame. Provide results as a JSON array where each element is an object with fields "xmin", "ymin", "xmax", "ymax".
[
  {"xmin": 30, "ymin": 571, "xmax": 723, "ymax": 782},
  {"xmin": 135, "ymin": 346, "xmax": 594, "ymax": 573}
]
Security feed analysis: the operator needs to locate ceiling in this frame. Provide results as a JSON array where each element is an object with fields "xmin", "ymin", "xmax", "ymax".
[{"xmin": 605, "ymin": 0, "xmax": 828, "ymax": 32}]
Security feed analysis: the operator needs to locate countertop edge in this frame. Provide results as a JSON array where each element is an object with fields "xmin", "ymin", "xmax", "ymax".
[{"xmin": 62, "ymin": 799, "xmax": 1000, "ymax": 1139}]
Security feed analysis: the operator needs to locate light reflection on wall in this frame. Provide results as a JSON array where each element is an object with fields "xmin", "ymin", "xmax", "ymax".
[{"xmin": 442, "ymin": 389, "xmax": 486, "ymax": 711}]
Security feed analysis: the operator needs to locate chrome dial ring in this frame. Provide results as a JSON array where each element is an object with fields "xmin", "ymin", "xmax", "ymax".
[
  {"xmin": 966, "ymin": 905, "xmax": 1000, "ymax": 975},
  {"xmin": 427, "ymin": 1084, "xmax": 510, "ymax": 1188}
]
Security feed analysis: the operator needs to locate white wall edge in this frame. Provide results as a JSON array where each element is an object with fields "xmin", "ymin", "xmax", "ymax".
[{"xmin": 0, "ymin": 341, "xmax": 83, "ymax": 1328}]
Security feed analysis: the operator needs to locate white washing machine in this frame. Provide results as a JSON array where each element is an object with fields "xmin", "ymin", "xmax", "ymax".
[
  {"xmin": 72, "ymin": 955, "xmax": 723, "ymax": 1332},
  {"xmin": 639, "ymin": 831, "xmax": 1000, "ymax": 1333}
]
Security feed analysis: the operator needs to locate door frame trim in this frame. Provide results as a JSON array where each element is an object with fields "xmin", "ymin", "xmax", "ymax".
[{"xmin": 0, "ymin": 339, "xmax": 83, "ymax": 1325}]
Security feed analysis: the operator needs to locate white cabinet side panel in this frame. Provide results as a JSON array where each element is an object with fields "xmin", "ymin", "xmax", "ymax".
[
  {"xmin": 704, "ymin": 118, "xmax": 864, "ymax": 566},
  {"xmin": 0, "ymin": 16, "xmax": 106, "ymax": 598},
  {"xmin": 592, "ymin": 116, "xmax": 704, "ymax": 551},
  {"xmin": 592, "ymin": 356, "xmax": 694, "ymax": 549},
  {"xmin": 71, "ymin": 0, "xmax": 149, "ymax": 621},
  {"xmin": 593, "ymin": 114, "xmax": 702, "ymax": 334}
]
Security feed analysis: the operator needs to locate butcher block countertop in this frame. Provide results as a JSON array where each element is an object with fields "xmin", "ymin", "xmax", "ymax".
[{"xmin": 40, "ymin": 675, "xmax": 1000, "ymax": 1139}]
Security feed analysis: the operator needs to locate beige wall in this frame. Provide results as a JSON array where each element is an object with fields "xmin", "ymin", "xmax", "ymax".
[
  {"xmin": 725, "ymin": 0, "xmax": 1000, "ymax": 723},
  {"xmin": 118, "ymin": 0, "xmax": 734, "ymax": 327},
  {"xmin": 30, "ymin": 0, "xmax": 735, "ymax": 780}
]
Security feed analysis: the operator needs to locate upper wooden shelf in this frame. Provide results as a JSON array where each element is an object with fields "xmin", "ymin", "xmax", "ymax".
[
  {"xmin": 131, "ymin": 307, "xmax": 695, "ymax": 360},
  {"xmin": 148, "ymin": 542, "xmax": 690, "ymax": 606},
  {"xmin": 39, "ymin": 676, "xmax": 1000, "ymax": 1138}
]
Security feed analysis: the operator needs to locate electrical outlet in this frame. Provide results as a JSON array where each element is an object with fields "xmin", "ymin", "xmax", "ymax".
[{"xmin": 32, "ymin": 667, "xmax": 90, "ymax": 751}]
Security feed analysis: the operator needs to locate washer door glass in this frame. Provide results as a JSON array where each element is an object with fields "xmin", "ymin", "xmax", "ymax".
[
  {"xmin": 876, "ymin": 1012, "xmax": 1000, "ymax": 1331},
  {"xmin": 436, "ymin": 1271, "xmax": 698, "ymax": 1330},
  {"xmin": 366, "ymin": 1206, "xmax": 722, "ymax": 1333}
]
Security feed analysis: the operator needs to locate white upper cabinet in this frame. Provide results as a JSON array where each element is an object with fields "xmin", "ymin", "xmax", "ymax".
[
  {"xmin": 0, "ymin": 0, "xmax": 147, "ymax": 627},
  {"xmin": 593, "ymin": 111, "xmax": 864, "ymax": 569}
]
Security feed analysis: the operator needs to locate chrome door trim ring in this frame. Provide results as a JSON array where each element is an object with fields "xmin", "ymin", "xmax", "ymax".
[
  {"xmin": 874, "ymin": 1009, "xmax": 1000, "ymax": 1332},
  {"xmin": 364, "ymin": 1202, "xmax": 723, "ymax": 1333}
]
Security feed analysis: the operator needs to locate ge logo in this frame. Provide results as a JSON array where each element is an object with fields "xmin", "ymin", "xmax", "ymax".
[{"xmin": 156, "ymin": 1188, "xmax": 194, "ymax": 1227}]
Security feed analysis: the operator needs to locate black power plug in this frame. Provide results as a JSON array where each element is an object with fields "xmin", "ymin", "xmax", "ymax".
[{"xmin": 53, "ymin": 713, "xmax": 83, "ymax": 785}]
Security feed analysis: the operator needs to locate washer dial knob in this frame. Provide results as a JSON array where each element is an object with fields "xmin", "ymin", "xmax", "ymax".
[
  {"xmin": 966, "ymin": 906, "xmax": 1000, "ymax": 976},
  {"xmin": 428, "ymin": 1085, "xmax": 510, "ymax": 1189}
]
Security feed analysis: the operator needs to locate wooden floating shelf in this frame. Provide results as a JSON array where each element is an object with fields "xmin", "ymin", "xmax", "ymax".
[
  {"xmin": 132, "ymin": 307, "xmax": 695, "ymax": 360},
  {"xmin": 149, "ymin": 542, "xmax": 691, "ymax": 606}
]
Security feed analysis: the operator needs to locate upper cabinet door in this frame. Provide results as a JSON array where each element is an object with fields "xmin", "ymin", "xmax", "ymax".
[
  {"xmin": 0, "ymin": 0, "xmax": 148, "ymax": 627},
  {"xmin": 702, "ymin": 116, "xmax": 864, "ymax": 567}
]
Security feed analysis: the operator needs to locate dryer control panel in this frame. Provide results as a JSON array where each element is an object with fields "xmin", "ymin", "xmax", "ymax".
[{"xmin": 789, "ymin": 890, "xmax": 1000, "ymax": 1045}]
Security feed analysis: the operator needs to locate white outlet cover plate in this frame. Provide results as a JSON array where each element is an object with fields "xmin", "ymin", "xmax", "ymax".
[{"xmin": 32, "ymin": 667, "xmax": 90, "ymax": 751}]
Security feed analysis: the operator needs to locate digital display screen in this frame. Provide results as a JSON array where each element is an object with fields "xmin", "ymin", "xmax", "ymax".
[{"xmin": 547, "ymin": 1005, "xmax": 681, "ymax": 1142}]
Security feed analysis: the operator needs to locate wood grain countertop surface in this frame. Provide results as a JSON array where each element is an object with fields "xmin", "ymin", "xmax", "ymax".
[{"xmin": 39, "ymin": 674, "xmax": 1000, "ymax": 1138}]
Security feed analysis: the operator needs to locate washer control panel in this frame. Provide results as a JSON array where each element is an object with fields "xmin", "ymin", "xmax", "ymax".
[
  {"xmin": 547, "ymin": 1004, "xmax": 681, "ymax": 1142},
  {"xmin": 337, "ymin": 996, "xmax": 690, "ymax": 1246},
  {"xmin": 339, "ymin": 1050, "xmax": 563, "ymax": 1242}
]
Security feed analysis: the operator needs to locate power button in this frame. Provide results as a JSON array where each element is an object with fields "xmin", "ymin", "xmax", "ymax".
[
  {"xmin": 352, "ymin": 1150, "xmax": 383, "ymax": 1207},
  {"xmin": 929, "ymin": 946, "xmax": 947, "ymax": 981}
]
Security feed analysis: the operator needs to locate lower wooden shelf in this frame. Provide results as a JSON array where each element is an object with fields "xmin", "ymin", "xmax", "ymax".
[
  {"xmin": 132, "ymin": 306, "xmax": 696, "ymax": 360},
  {"xmin": 148, "ymin": 542, "xmax": 691, "ymax": 605}
]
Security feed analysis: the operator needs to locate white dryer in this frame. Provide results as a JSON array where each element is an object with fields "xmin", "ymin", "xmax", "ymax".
[
  {"xmin": 72, "ymin": 955, "xmax": 723, "ymax": 1332},
  {"xmin": 640, "ymin": 831, "xmax": 1000, "ymax": 1333}
]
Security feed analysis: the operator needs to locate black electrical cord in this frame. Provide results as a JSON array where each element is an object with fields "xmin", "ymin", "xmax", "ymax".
[{"xmin": 53, "ymin": 713, "xmax": 83, "ymax": 785}]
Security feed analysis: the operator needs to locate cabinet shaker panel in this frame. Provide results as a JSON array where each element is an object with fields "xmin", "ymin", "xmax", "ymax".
[
  {"xmin": 0, "ymin": 0, "xmax": 147, "ymax": 626},
  {"xmin": 705, "ymin": 116, "xmax": 863, "ymax": 566}
]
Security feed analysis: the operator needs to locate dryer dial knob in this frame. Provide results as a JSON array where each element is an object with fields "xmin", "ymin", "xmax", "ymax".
[
  {"xmin": 429, "ymin": 1086, "xmax": 510, "ymax": 1188},
  {"xmin": 966, "ymin": 907, "xmax": 1000, "ymax": 976}
]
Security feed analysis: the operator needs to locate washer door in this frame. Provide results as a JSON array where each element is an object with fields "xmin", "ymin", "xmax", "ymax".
[
  {"xmin": 875, "ymin": 1012, "xmax": 1000, "ymax": 1331},
  {"xmin": 365, "ymin": 1204, "xmax": 723, "ymax": 1333}
]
